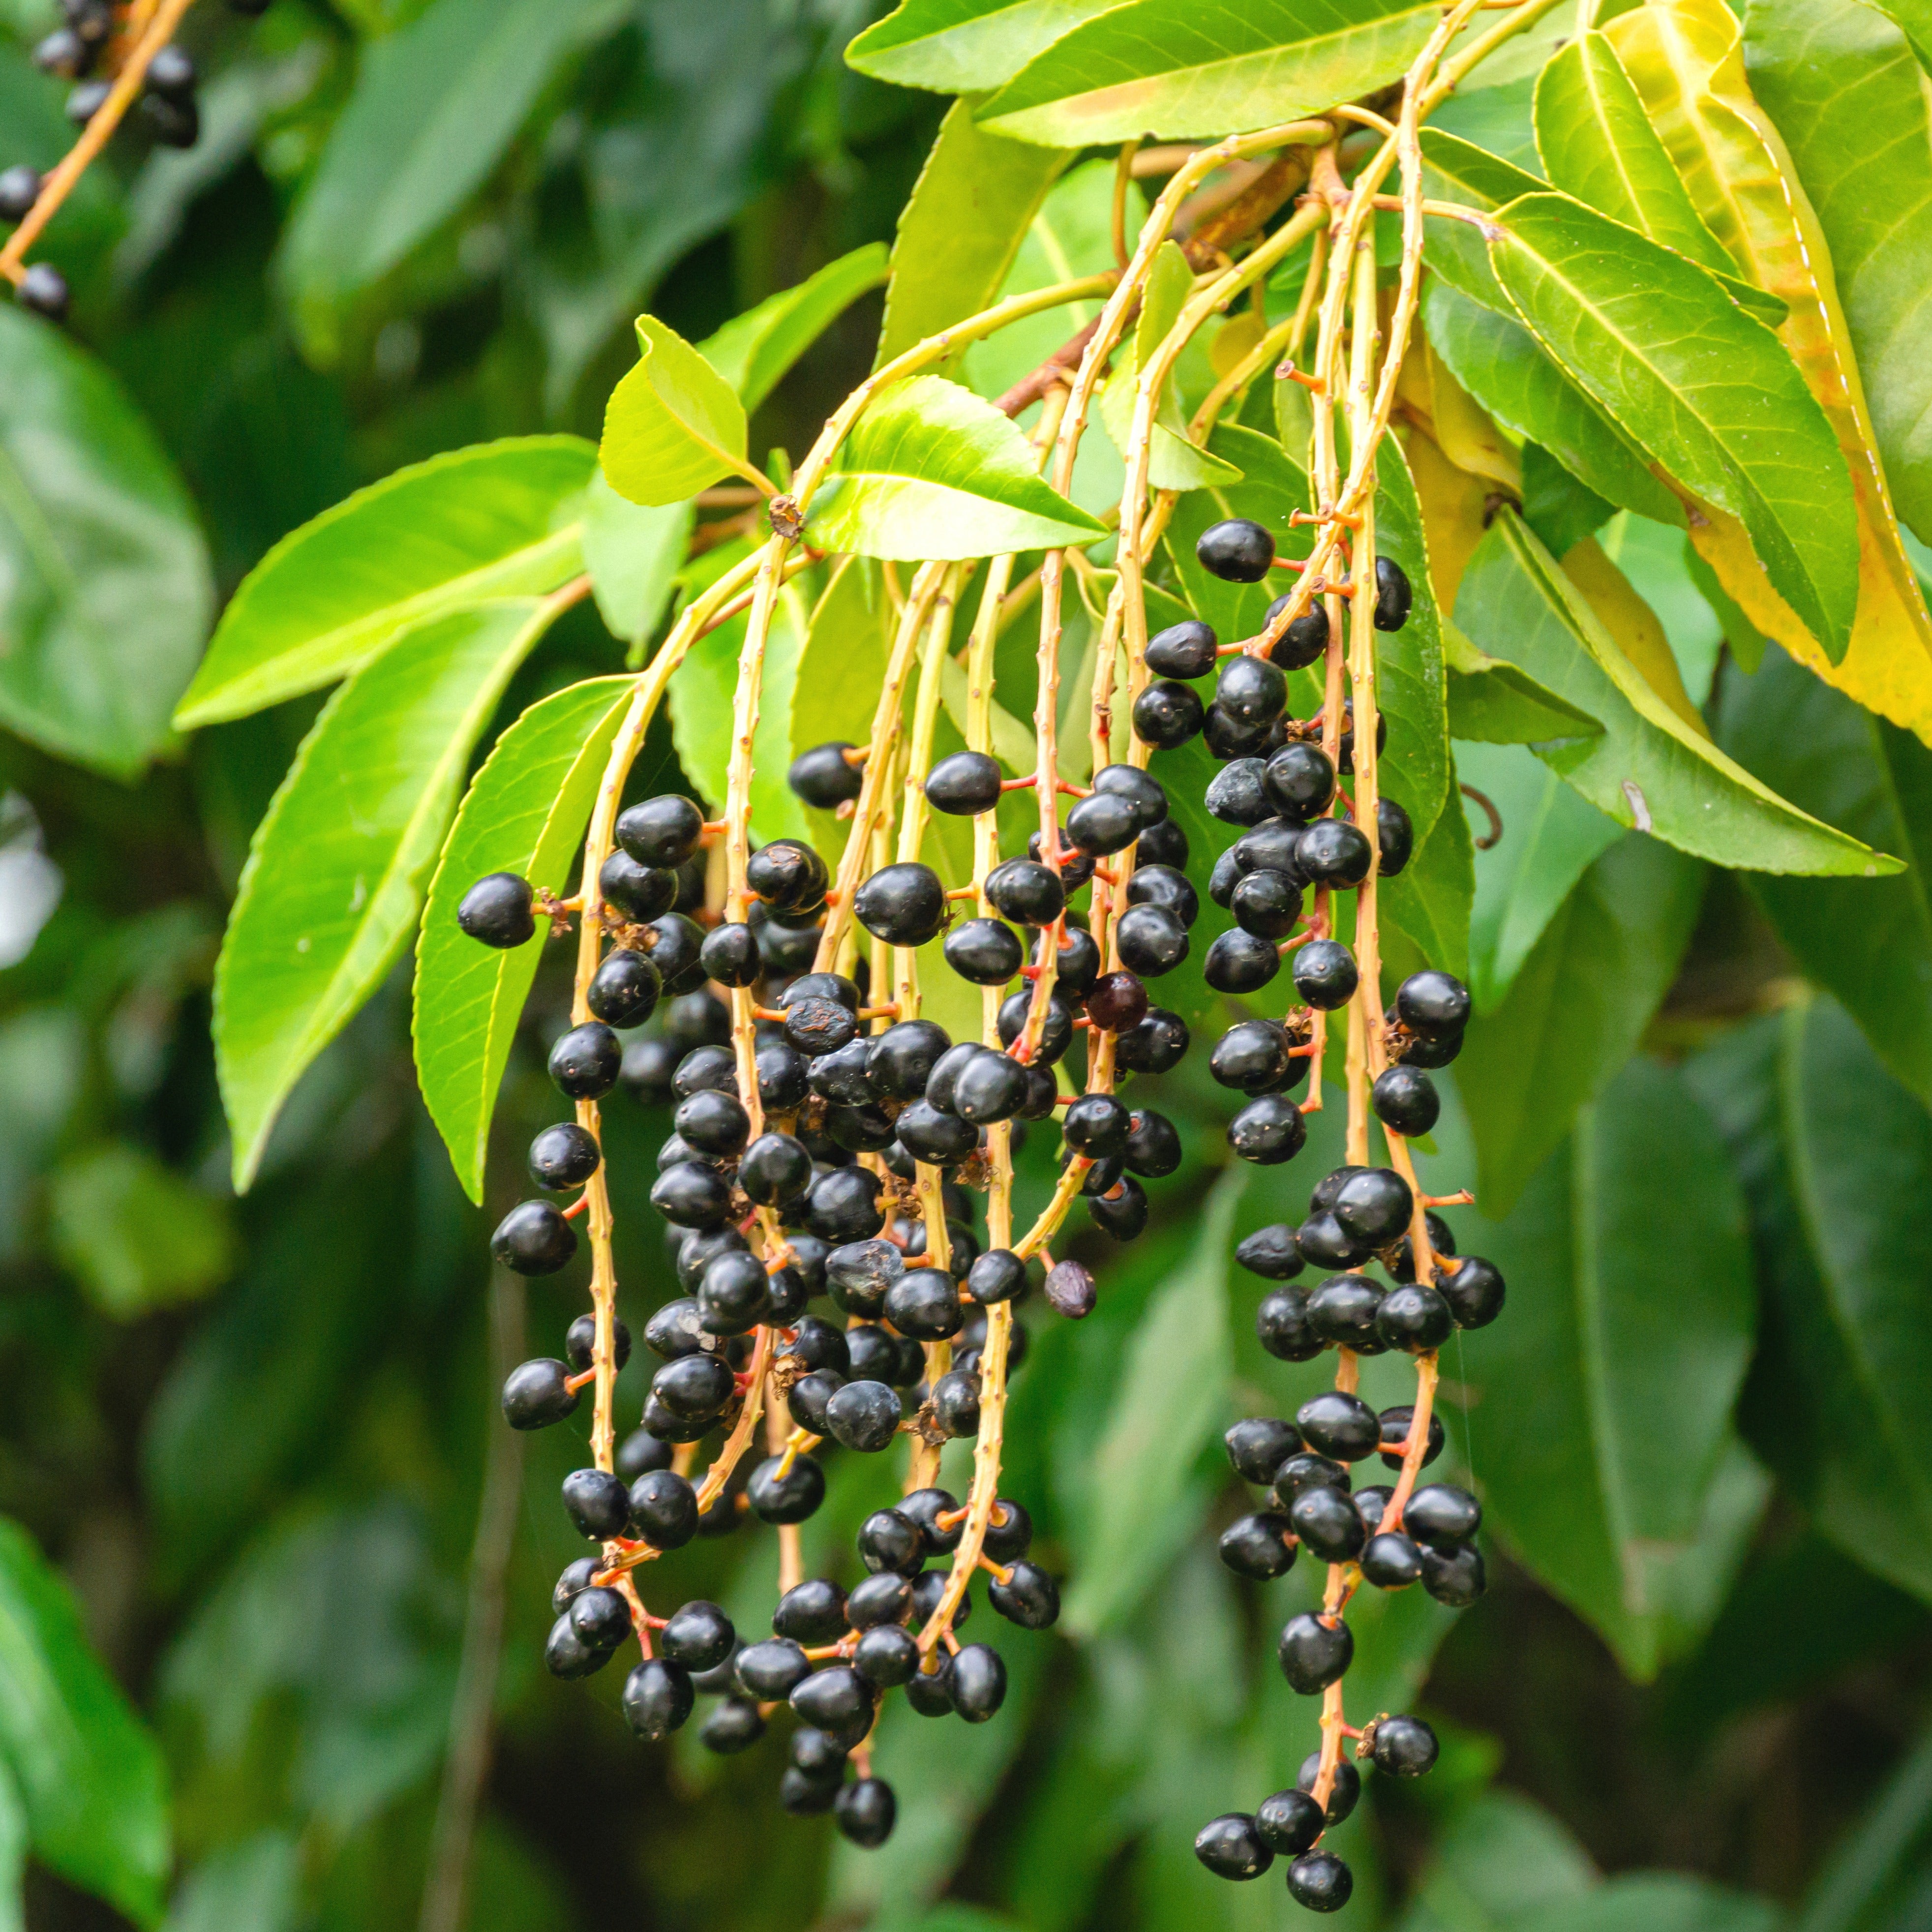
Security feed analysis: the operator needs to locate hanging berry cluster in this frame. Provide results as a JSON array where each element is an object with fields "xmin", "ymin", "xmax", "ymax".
[{"xmin": 448, "ymin": 0, "xmax": 1526, "ymax": 1899}]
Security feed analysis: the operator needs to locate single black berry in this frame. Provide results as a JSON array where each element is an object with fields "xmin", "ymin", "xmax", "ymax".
[
  {"xmin": 925, "ymin": 750, "xmax": 1002, "ymax": 815},
  {"xmin": 600, "ymin": 852, "xmax": 678, "ymax": 921},
  {"xmin": 747, "ymin": 839, "xmax": 828, "ymax": 913},
  {"xmin": 501, "ymin": 1357, "xmax": 577, "ymax": 1428},
  {"xmin": 789, "ymin": 741, "xmax": 863, "ymax": 807},
  {"xmin": 1122, "ymin": 864, "xmax": 1198, "ymax": 930},
  {"xmin": 1404, "ymin": 1484, "xmax": 1481, "ymax": 1548},
  {"xmin": 1278, "ymin": 1612, "xmax": 1353, "ymax": 1693},
  {"xmin": 836, "ymin": 1777, "xmax": 897, "ymax": 1848},
  {"xmin": 985, "ymin": 858, "xmax": 1065, "ymax": 927},
  {"xmin": 1220, "ymin": 1511, "xmax": 1297, "ymax": 1579},
  {"xmin": 858, "ymin": 1507, "xmax": 924, "ymax": 1575},
  {"xmin": 661, "ymin": 1600, "xmax": 735, "ymax": 1670},
  {"xmin": 587, "ymin": 948, "xmax": 662, "ymax": 1027},
  {"xmin": 1197, "ymin": 517, "xmax": 1274, "ymax": 581},
  {"xmin": 1267, "ymin": 599, "xmax": 1330, "ymax": 670},
  {"xmin": 616, "ymin": 795, "xmax": 704, "ymax": 868},
  {"xmin": 1439, "ymin": 1255, "xmax": 1505, "ymax": 1328},
  {"xmin": 1299, "ymin": 1750, "xmax": 1359, "ymax": 1822},
  {"xmin": 550, "ymin": 1022, "xmax": 622, "ymax": 1099},
  {"xmin": 1226, "ymin": 1417, "xmax": 1301, "ymax": 1482},
  {"xmin": 1297, "ymin": 1390, "xmax": 1381, "ymax": 1460},
  {"xmin": 1297, "ymin": 817, "xmax": 1373, "ymax": 888},
  {"xmin": 562, "ymin": 1467, "xmax": 632, "ymax": 1540},
  {"xmin": 651, "ymin": 1160, "xmax": 733, "ymax": 1230},
  {"xmin": 1217, "ymin": 652, "xmax": 1288, "ymax": 728},
  {"xmin": 1235, "ymin": 1224, "xmax": 1304, "ymax": 1280},
  {"xmin": 1374, "ymin": 555, "xmax": 1412, "ymax": 631},
  {"xmin": 1361, "ymin": 1530, "xmax": 1424, "ymax": 1588},
  {"xmin": 622, "ymin": 1658, "xmax": 694, "ymax": 1740},
  {"xmin": 1288, "ymin": 1850, "xmax": 1354, "ymax": 1912},
  {"xmin": 1290, "ymin": 1484, "xmax": 1365, "ymax": 1563},
  {"xmin": 1147, "ymin": 617, "xmax": 1218, "ymax": 677},
  {"xmin": 1293, "ymin": 939, "xmax": 1358, "ymax": 1010},
  {"xmin": 988, "ymin": 1558, "xmax": 1058, "ymax": 1628},
  {"xmin": 1116, "ymin": 903, "xmax": 1188, "ymax": 976},
  {"xmin": 736, "ymin": 1636, "xmax": 812, "ymax": 1700},
  {"xmin": 566, "ymin": 1313, "xmax": 630, "ymax": 1372},
  {"xmin": 944, "ymin": 917, "xmax": 1023, "ymax": 985},
  {"xmin": 1205, "ymin": 928, "xmax": 1282, "ymax": 995},
  {"xmin": 698, "ymin": 921, "xmax": 762, "ymax": 987},
  {"xmin": 1132, "ymin": 681, "xmax": 1204, "ymax": 749},
  {"xmin": 457, "ymin": 872, "xmax": 536, "ymax": 947},
  {"xmin": 630, "ymin": 1468, "xmax": 700, "ymax": 1548},
  {"xmin": 747, "ymin": 1451, "xmax": 826, "ymax": 1523},
  {"xmin": 1195, "ymin": 1813, "xmax": 1273, "ymax": 1880},
  {"xmin": 1257, "ymin": 1286, "xmax": 1323, "ymax": 1362},
  {"xmin": 1372, "ymin": 1064, "xmax": 1439, "ymax": 1138},
  {"xmin": 529, "ymin": 1122, "xmax": 600, "ymax": 1191},
  {"xmin": 1116, "ymin": 1006, "xmax": 1189, "ymax": 1074},
  {"xmin": 699, "ymin": 1696, "xmax": 766, "ymax": 1753},
  {"xmin": 1422, "ymin": 1542, "xmax": 1486, "ymax": 1606},
  {"xmin": 739, "ymin": 1131, "xmax": 814, "ymax": 1206},
  {"xmin": 1396, "ymin": 970, "xmax": 1471, "ymax": 1038},
  {"xmin": 492, "ymin": 1201, "xmax": 577, "ymax": 1275},
  {"xmin": 1372, "ymin": 1713, "xmax": 1438, "ymax": 1777},
  {"xmin": 1332, "ymin": 1167, "xmax": 1413, "ymax": 1245},
  {"xmin": 0, "ymin": 166, "xmax": 42, "ymax": 225},
  {"xmin": 949, "ymin": 1643, "xmax": 1007, "ymax": 1721},
  {"xmin": 1255, "ymin": 1788, "xmax": 1324, "ymax": 1856},
  {"xmin": 854, "ymin": 1621, "xmax": 921, "ymax": 1686},
  {"xmin": 1377, "ymin": 1282, "xmax": 1453, "ymax": 1353},
  {"xmin": 1228, "ymin": 1093, "xmax": 1307, "ymax": 1166},
  {"xmin": 1308, "ymin": 1272, "xmax": 1385, "ymax": 1352}
]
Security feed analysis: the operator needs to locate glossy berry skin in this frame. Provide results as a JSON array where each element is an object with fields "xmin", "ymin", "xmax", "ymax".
[
  {"xmin": 1297, "ymin": 1390, "xmax": 1382, "ymax": 1461},
  {"xmin": 1422, "ymin": 1542, "xmax": 1487, "ymax": 1607},
  {"xmin": 616, "ymin": 1428, "xmax": 674, "ymax": 1480},
  {"xmin": 1257, "ymin": 1286, "xmax": 1323, "ymax": 1362},
  {"xmin": 959, "ymin": 1252, "xmax": 1022, "ymax": 1310},
  {"xmin": 931, "ymin": 1370, "xmax": 980, "ymax": 1437},
  {"xmin": 1372, "ymin": 1064, "xmax": 1439, "ymax": 1138},
  {"xmin": 599, "ymin": 852, "xmax": 678, "ymax": 922},
  {"xmin": 789, "ymin": 1664, "xmax": 877, "ymax": 1736},
  {"xmin": 652, "ymin": 1352, "xmax": 734, "ymax": 1424},
  {"xmin": 1267, "ymin": 602, "xmax": 1330, "ymax": 671},
  {"xmin": 616, "ymin": 794, "xmax": 703, "ymax": 869},
  {"xmin": 1373, "ymin": 1714, "xmax": 1439, "ymax": 1777},
  {"xmin": 1361, "ymin": 1530, "xmax": 1424, "ymax": 1589},
  {"xmin": 1136, "ymin": 819, "xmax": 1188, "ymax": 872},
  {"xmin": 921, "ymin": 749, "xmax": 1000, "ymax": 815},
  {"xmin": 1288, "ymin": 1851, "xmax": 1354, "ymax": 1912},
  {"xmin": 1400, "ymin": 1028, "xmax": 1464, "ymax": 1070},
  {"xmin": 1440, "ymin": 1255, "xmax": 1506, "ymax": 1328},
  {"xmin": 949, "ymin": 1643, "xmax": 1007, "ymax": 1722},
  {"xmin": 745, "ymin": 839, "xmax": 827, "ymax": 913},
  {"xmin": 986, "ymin": 1558, "xmax": 1057, "ymax": 1628},
  {"xmin": 562, "ymin": 1468, "xmax": 631, "ymax": 1540},
  {"xmin": 1299, "ymin": 1751, "xmax": 1360, "ymax": 1823},
  {"xmin": 697, "ymin": 1251, "xmax": 772, "ymax": 1335},
  {"xmin": 886, "ymin": 1268, "xmax": 962, "ymax": 1339},
  {"xmin": 1074, "ymin": 974, "xmax": 1138, "ymax": 1040},
  {"xmin": 858, "ymin": 1507, "xmax": 925, "ymax": 1575},
  {"xmin": 736, "ymin": 1637, "xmax": 812, "ymax": 1702},
  {"xmin": 1377, "ymin": 1405, "xmax": 1445, "ymax": 1471},
  {"xmin": 1043, "ymin": 924, "xmax": 1101, "ymax": 992},
  {"xmin": 699, "ymin": 1697, "xmax": 766, "ymax": 1753},
  {"xmin": 1228, "ymin": 1094, "xmax": 1307, "ymax": 1167},
  {"xmin": 738, "ymin": 1132, "xmax": 814, "ymax": 1207},
  {"xmin": 1291, "ymin": 939, "xmax": 1358, "ymax": 1012},
  {"xmin": 895, "ymin": 1101, "xmax": 979, "ymax": 1166},
  {"xmin": 748, "ymin": 1452, "xmax": 826, "ymax": 1524},
  {"xmin": 1227, "ymin": 1417, "xmax": 1301, "ymax": 1483},
  {"xmin": 457, "ymin": 872, "xmax": 535, "ymax": 947},
  {"xmin": 545, "ymin": 1615, "xmax": 607, "ymax": 1680},
  {"xmin": 566, "ymin": 1313, "xmax": 630, "ymax": 1372},
  {"xmin": 901, "ymin": 1487, "xmax": 963, "ymax": 1553},
  {"xmin": 837, "ymin": 1778, "xmax": 897, "ymax": 1848},
  {"xmin": 1231, "ymin": 868, "xmax": 1302, "ymax": 942},
  {"xmin": 1217, "ymin": 652, "xmax": 1288, "ymax": 728},
  {"xmin": 502, "ymin": 1357, "xmax": 577, "ymax": 1429},
  {"xmin": 1397, "ymin": 969, "xmax": 1471, "ymax": 1038},
  {"xmin": 848, "ymin": 860, "xmax": 943, "ymax": 944},
  {"xmin": 1202, "ymin": 703, "xmax": 1275, "ymax": 761},
  {"xmin": 697, "ymin": 921, "xmax": 761, "ymax": 988},
  {"xmin": 944, "ymin": 917, "xmax": 1022, "ymax": 986},
  {"xmin": 1195, "ymin": 1814, "xmax": 1273, "ymax": 1880},
  {"xmin": 1087, "ymin": 1173, "xmax": 1149, "ymax": 1242},
  {"xmin": 851, "ymin": 1621, "xmax": 920, "ymax": 1689},
  {"xmin": 825, "ymin": 1380, "xmax": 903, "ymax": 1453},
  {"xmin": 549, "ymin": 1023, "xmax": 622, "ymax": 1100},
  {"xmin": 0, "ymin": 165, "xmax": 42, "ymax": 224},
  {"xmin": 1374, "ymin": 555, "xmax": 1412, "ymax": 631},
  {"xmin": 1205, "ymin": 757, "xmax": 1269, "ymax": 825},
  {"xmin": 1059, "ymin": 1092, "xmax": 1128, "ymax": 1160},
  {"xmin": 1297, "ymin": 1212, "xmax": 1369, "ymax": 1272},
  {"xmin": 1278, "ymin": 1611, "xmax": 1353, "ymax": 1693},
  {"xmin": 651, "ymin": 1161, "xmax": 733, "ymax": 1230},
  {"xmin": 787, "ymin": 1370, "xmax": 841, "ymax": 1434},
  {"xmin": 772, "ymin": 1578, "xmax": 848, "ymax": 1644},
  {"xmin": 661, "ymin": 1600, "xmax": 735, "ymax": 1670},
  {"xmin": 1212, "ymin": 1019, "xmax": 1291, "ymax": 1093},
  {"xmin": 1064, "ymin": 789, "xmax": 1141, "ymax": 856},
  {"xmin": 1274, "ymin": 1452, "xmax": 1350, "ymax": 1505},
  {"xmin": 1133, "ymin": 680, "xmax": 1204, "ymax": 749},
  {"xmin": 629, "ymin": 1469, "xmax": 700, "ymax": 1548},
  {"xmin": 528, "ymin": 1122, "xmax": 600, "ymax": 1191},
  {"xmin": 672, "ymin": 1086, "xmax": 749, "ymax": 1157},
  {"xmin": 985, "ymin": 858, "xmax": 1065, "ymax": 927},
  {"xmin": 1308, "ymin": 1273, "xmax": 1384, "ymax": 1352},
  {"xmin": 1297, "ymin": 818, "xmax": 1374, "ymax": 889},
  {"xmin": 1263, "ymin": 743, "xmax": 1336, "ymax": 822},
  {"xmin": 1197, "ymin": 516, "xmax": 1275, "ymax": 582},
  {"xmin": 1378, "ymin": 1283, "xmax": 1453, "ymax": 1353},
  {"xmin": 622, "ymin": 1659, "xmax": 694, "ymax": 1740},
  {"xmin": 1405, "ymin": 1484, "xmax": 1482, "ymax": 1549},
  {"xmin": 788, "ymin": 739, "xmax": 863, "ymax": 806},
  {"xmin": 1123, "ymin": 1108, "xmax": 1181, "ymax": 1177},
  {"xmin": 1332, "ymin": 1167, "xmax": 1413, "ymax": 1245},
  {"xmin": 1290, "ymin": 1485, "xmax": 1365, "ymax": 1563},
  {"xmin": 1205, "ymin": 928, "xmax": 1282, "ymax": 996},
  {"xmin": 1255, "ymin": 1788, "xmax": 1324, "ymax": 1857},
  {"xmin": 492, "ymin": 1201, "xmax": 576, "ymax": 1275},
  {"xmin": 643, "ymin": 914, "xmax": 706, "ymax": 994},
  {"xmin": 1376, "ymin": 796, "xmax": 1415, "ymax": 876},
  {"xmin": 1220, "ymin": 1511, "xmax": 1297, "ymax": 1580},
  {"xmin": 1117, "ymin": 904, "xmax": 1188, "ymax": 977},
  {"xmin": 1235, "ymin": 1224, "xmax": 1304, "ymax": 1280},
  {"xmin": 587, "ymin": 948, "xmax": 661, "ymax": 1028},
  {"xmin": 1117, "ymin": 1006, "xmax": 1190, "ymax": 1074},
  {"xmin": 1146, "ymin": 616, "xmax": 1218, "ymax": 677}
]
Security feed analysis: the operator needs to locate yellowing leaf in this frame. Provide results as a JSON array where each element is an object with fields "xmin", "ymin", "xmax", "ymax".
[
  {"xmin": 1398, "ymin": 420, "xmax": 1493, "ymax": 614},
  {"xmin": 1607, "ymin": 0, "xmax": 1932, "ymax": 742},
  {"xmin": 1559, "ymin": 533, "xmax": 1706, "ymax": 736}
]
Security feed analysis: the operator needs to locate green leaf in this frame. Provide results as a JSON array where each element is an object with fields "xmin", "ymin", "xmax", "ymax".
[
  {"xmin": 1486, "ymin": 191, "xmax": 1858, "ymax": 659},
  {"xmin": 1456, "ymin": 513, "xmax": 1894, "ymax": 875},
  {"xmin": 874, "ymin": 100, "xmax": 1070, "ymax": 374},
  {"xmin": 1797, "ymin": 1721, "xmax": 1932, "ymax": 1932},
  {"xmin": 1516, "ymin": 1876, "xmax": 1778, "ymax": 1932},
  {"xmin": 790, "ymin": 557, "xmax": 897, "ymax": 869},
  {"xmin": 1061, "ymin": 1169, "xmax": 1244, "ymax": 1636},
  {"xmin": 805, "ymin": 374, "xmax": 1106, "ymax": 559},
  {"xmin": 215, "ymin": 602, "xmax": 554, "ymax": 1192},
  {"xmin": 1099, "ymin": 241, "xmax": 1242, "ymax": 491},
  {"xmin": 579, "ymin": 475, "xmax": 692, "ymax": 665},
  {"xmin": 697, "ymin": 243, "xmax": 890, "ymax": 415},
  {"xmin": 0, "ymin": 1517, "xmax": 169, "ymax": 1927},
  {"xmin": 1422, "ymin": 278, "xmax": 1684, "ymax": 528},
  {"xmin": 600, "ymin": 315, "xmax": 755, "ymax": 507},
  {"xmin": 161, "ymin": 1833, "xmax": 302, "ymax": 1932},
  {"xmin": 1716, "ymin": 642, "xmax": 1932, "ymax": 1105},
  {"xmin": 1745, "ymin": 0, "xmax": 1932, "ymax": 551},
  {"xmin": 847, "ymin": 0, "xmax": 1124, "ymax": 92},
  {"xmin": 1420, "ymin": 127, "xmax": 1548, "ymax": 311},
  {"xmin": 415, "ymin": 675, "xmax": 635, "ymax": 1203},
  {"xmin": 1689, "ymin": 1000, "xmax": 1932, "ymax": 1607},
  {"xmin": 978, "ymin": 0, "xmax": 1440, "ymax": 146},
  {"xmin": 1398, "ymin": 1791, "xmax": 1597, "ymax": 1932},
  {"xmin": 1457, "ymin": 740, "xmax": 1621, "ymax": 1013},
  {"xmin": 668, "ymin": 561, "xmax": 813, "ymax": 843},
  {"xmin": 0, "ymin": 307, "xmax": 212, "ymax": 779},
  {"xmin": 0, "ymin": 1758, "xmax": 23, "ymax": 1932},
  {"xmin": 48, "ymin": 1143, "xmax": 235, "ymax": 1319},
  {"xmin": 176, "ymin": 436, "xmax": 593, "ymax": 728},
  {"xmin": 1444, "ymin": 617, "xmax": 1605, "ymax": 745},
  {"xmin": 1415, "ymin": 1058, "xmax": 1763, "ymax": 1678},
  {"xmin": 1382, "ymin": 774, "xmax": 1475, "ymax": 983},
  {"xmin": 276, "ymin": 0, "xmax": 601, "ymax": 355},
  {"xmin": 1456, "ymin": 830, "xmax": 1704, "ymax": 1214}
]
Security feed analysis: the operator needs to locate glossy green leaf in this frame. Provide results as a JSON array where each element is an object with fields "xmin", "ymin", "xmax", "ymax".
[
  {"xmin": 215, "ymin": 602, "xmax": 553, "ymax": 1192},
  {"xmin": 1716, "ymin": 643, "xmax": 1932, "ymax": 1104},
  {"xmin": 1099, "ymin": 242, "xmax": 1241, "ymax": 491},
  {"xmin": 1746, "ymin": 0, "xmax": 1932, "ymax": 550},
  {"xmin": 1382, "ymin": 775, "xmax": 1475, "ymax": 983},
  {"xmin": 1420, "ymin": 127, "xmax": 1547, "ymax": 311},
  {"xmin": 1061, "ymin": 1169, "xmax": 1243, "ymax": 1636},
  {"xmin": 415, "ymin": 675, "xmax": 635, "ymax": 1203},
  {"xmin": 0, "ymin": 1517, "xmax": 169, "ymax": 1927},
  {"xmin": 0, "ymin": 308, "xmax": 212, "ymax": 779},
  {"xmin": 276, "ymin": 0, "xmax": 600, "ymax": 354},
  {"xmin": 847, "ymin": 0, "xmax": 1124, "ymax": 92},
  {"xmin": 1416, "ymin": 1058, "xmax": 1763, "ymax": 1678},
  {"xmin": 1422, "ymin": 278, "xmax": 1683, "ymax": 527},
  {"xmin": 979, "ymin": 0, "xmax": 1440, "ymax": 146},
  {"xmin": 1535, "ymin": 32, "xmax": 1741, "ymax": 280},
  {"xmin": 600, "ymin": 316, "xmax": 754, "ymax": 508},
  {"xmin": 1689, "ymin": 1000, "xmax": 1932, "ymax": 1607},
  {"xmin": 1457, "ymin": 740, "xmax": 1621, "ymax": 1013},
  {"xmin": 806, "ymin": 375, "xmax": 1106, "ymax": 559},
  {"xmin": 1487, "ymin": 192, "xmax": 1857, "ymax": 658},
  {"xmin": 669, "ymin": 561, "xmax": 812, "ymax": 844},
  {"xmin": 1456, "ymin": 830, "xmax": 1704, "ymax": 1213},
  {"xmin": 789, "ymin": 557, "xmax": 896, "ymax": 869},
  {"xmin": 1445, "ymin": 617, "xmax": 1605, "ymax": 745},
  {"xmin": 48, "ymin": 1143, "xmax": 234, "ymax": 1319},
  {"xmin": 1456, "ymin": 513, "xmax": 1893, "ymax": 875},
  {"xmin": 1522, "ymin": 443, "xmax": 1618, "ymax": 558},
  {"xmin": 697, "ymin": 242, "xmax": 890, "ymax": 414},
  {"xmin": 1167, "ymin": 422, "xmax": 1450, "ymax": 844},
  {"xmin": 579, "ymin": 474, "xmax": 692, "ymax": 665},
  {"xmin": 176, "ymin": 437, "xmax": 593, "ymax": 728},
  {"xmin": 874, "ymin": 100, "xmax": 1071, "ymax": 372}
]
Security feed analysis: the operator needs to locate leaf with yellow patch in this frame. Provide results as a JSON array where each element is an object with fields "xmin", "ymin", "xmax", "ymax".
[{"xmin": 1559, "ymin": 534, "xmax": 1706, "ymax": 737}]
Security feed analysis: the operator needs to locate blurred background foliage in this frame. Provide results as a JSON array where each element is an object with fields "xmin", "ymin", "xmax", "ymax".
[{"xmin": 1, "ymin": 2, "xmax": 1930, "ymax": 1932}]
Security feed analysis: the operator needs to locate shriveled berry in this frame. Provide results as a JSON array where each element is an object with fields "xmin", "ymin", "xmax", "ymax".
[{"xmin": 1235, "ymin": 1224, "xmax": 1304, "ymax": 1280}]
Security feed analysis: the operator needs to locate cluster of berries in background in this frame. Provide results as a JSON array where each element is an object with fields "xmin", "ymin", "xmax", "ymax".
[
  {"xmin": 4, "ymin": 0, "xmax": 261, "ymax": 320},
  {"xmin": 451, "ymin": 487, "xmax": 1486, "ymax": 1889}
]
